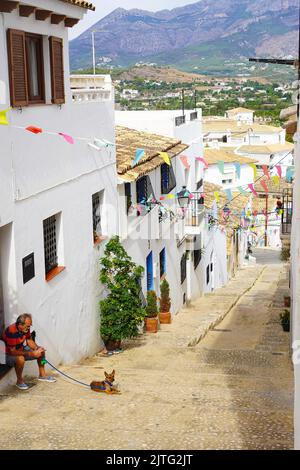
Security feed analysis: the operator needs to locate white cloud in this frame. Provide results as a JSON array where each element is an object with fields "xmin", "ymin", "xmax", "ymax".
[{"xmin": 69, "ymin": 0, "xmax": 201, "ymax": 40}]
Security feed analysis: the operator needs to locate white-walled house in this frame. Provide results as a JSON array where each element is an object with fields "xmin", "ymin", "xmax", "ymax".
[
  {"xmin": 203, "ymin": 148, "xmax": 256, "ymax": 190},
  {"xmin": 236, "ymin": 143, "xmax": 294, "ymax": 177},
  {"xmin": 203, "ymin": 119, "xmax": 286, "ymax": 147},
  {"xmin": 0, "ymin": 0, "xmax": 118, "ymax": 387},
  {"xmin": 225, "ymin": 107, "xmax": 254, "ymax": 124},
  {"xmin": 116, "ymin": 125, "xmax": 207, "ymax": 314}
]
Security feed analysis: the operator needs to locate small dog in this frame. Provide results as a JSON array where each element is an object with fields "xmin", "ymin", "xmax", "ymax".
[{"xmin": 90, "ymin": 370, "xmax": 120, "ymax": 394}]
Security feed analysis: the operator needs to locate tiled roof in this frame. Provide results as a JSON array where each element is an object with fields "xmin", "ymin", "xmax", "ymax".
[
  {"xmin": 238, "ymin": 143, "xmax": 294, "ymax": 155},
  {"xmin": 204, "ymin": 148, "xmax": 257, "ymax": 165},
  {"xmin": 60, "ymin": 0, "xmax": 95, "ymax": 11},
  {"xmin": 226, "ymin": 107, "xmax": 254, "ymax": 115},
  {"xmin": 203, "ymin": 119, "xmax": 283, "ymax": 135},
  {"xmin": 116, "ymin": 126, "xmax": 189, "ymax": 182},
  {"xmin": 254, "ymin": 176, "xmax": 293, "ymax": 195}
]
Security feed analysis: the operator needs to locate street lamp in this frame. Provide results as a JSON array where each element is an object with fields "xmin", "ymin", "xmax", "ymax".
[{"xmin": 177, "ymin": 186, "xmax": 191, "ymax": 216}]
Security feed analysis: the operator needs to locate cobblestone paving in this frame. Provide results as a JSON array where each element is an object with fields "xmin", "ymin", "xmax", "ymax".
[{"xmin": 0, "ymin": 254, "xmax": 293, "ymax": 450}]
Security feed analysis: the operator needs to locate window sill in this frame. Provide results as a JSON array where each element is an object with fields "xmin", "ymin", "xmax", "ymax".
[
  {"xmin": 94, "ymin": 235, "xmax": 107, "ymax": 246},
  {"xmin": 46, "ymin": 266, "xmax": 65, "ymax": 282}
]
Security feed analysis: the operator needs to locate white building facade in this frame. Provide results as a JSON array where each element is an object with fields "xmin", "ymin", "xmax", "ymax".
[{"xmin": 0, "ymin": 0, "xmax": 118, "ymax": 387}]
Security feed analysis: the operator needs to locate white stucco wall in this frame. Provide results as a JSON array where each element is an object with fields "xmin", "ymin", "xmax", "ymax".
[
  {"xmin": 204, "ymin": 163, "xmax": 254, "ymax": 190},
  {"xmin": 0, "ymin": 2, "xmax": 119, "ymax": 374}
]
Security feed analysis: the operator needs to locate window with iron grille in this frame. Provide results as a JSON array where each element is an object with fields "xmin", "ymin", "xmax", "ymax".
[
  {"xmin": 136, "ymin": 176, "xmax": 155, "ymax": 216},
  {"xmin": 180, "ymin": 253, "xmax": 187, "ymax": 284},
  {"xmin": 43, "ymin": 215, "xmax": 58, "ymax": 275},
  {"xmin": 92, "ymin": 192, "xmax": 103, "ymax": 243},
  {"xmin": 196, "ymin": 179, "xmax": 203, "ymax": 191},
  {"xmin": 124, "ymin": 183, "xmax": 132, "ymax": 215},
  {"xmin": 161, "ymin": 162, "xmax": 176, "ymax": 194},
  {"xmin": 193, "ymin": 235, "xmax": 202, "ymax": 270},
  {"xmin": 206, "ymin": 265, "xmax": 210, "ymax": 285},
  {"xmin": 159, "ymin": 248, "xmax": 166, "ymax": 278}
]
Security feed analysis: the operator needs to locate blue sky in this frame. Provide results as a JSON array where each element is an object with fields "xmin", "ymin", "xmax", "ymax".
[{"xmin": 69, "ymin": 0, "xmax": 201, "ymax": 39}]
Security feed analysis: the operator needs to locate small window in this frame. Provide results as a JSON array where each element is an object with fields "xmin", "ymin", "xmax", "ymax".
[
  {"xmin": 196, "ymin": 179, "xmax": 203, "ymax": 191},
  {"xmin": 159, "ymin": 248, "xmax": 166, "ymax": 278},
  {"xmin": 180, "ymin": 253, "xmax": 187, "ymax": 285},
  {"xmin": 161, "ymin": 162, "xmax": 176, "ymax": 194},
  {"xmin": 43, "ymin": 213, "xmax": 64, "ymax": 280},
  {"xmin": 206, "ymin": 265, "xmax": 210, "ymax": 285},
  {"xmin": 193, "ymin": 235, "xmax": 202, "ymax": 270},
  {"xmin": 92, "ymin": 191, "xmax": 104, "ymax": 243},
  {"xmin": 146, "ymin": 252, "xmax": 154, "ymax": 291},
  {"xmin": 124, "ymin": 183, "xmax": 132, "ymax": 215},
  {"xmin": 136, "ymin": 176, "xmax": 155, "ymax": 216},
  {"xmin": 25, "ymin": 33, "xmax": 44, "ymax": 103}
]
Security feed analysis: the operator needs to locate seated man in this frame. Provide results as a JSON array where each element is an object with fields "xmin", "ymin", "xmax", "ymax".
[{"xmin": 2, "ymin": 313, "xmax": 56, "ymax": 390}]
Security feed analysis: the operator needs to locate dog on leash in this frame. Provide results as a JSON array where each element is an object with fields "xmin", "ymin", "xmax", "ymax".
[{"xmin": 90, "ymin": 370, "xmax": 121, "ymax": 394}]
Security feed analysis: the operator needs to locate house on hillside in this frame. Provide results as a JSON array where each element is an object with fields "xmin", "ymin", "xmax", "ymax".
[
  {"xmin": 236, "ymin": 143, "xmax": 294, "ymax": 177},
  {"xmin": 225, "ymin": 107, "xmax": 254, "ymax": 124},
  {"xmin": 116, "ymin": 126, "xmax": 206, "ymax": 311},
  {"xmin": 0, "ymin": 0, "xmax": 118, "ymax": 388}
]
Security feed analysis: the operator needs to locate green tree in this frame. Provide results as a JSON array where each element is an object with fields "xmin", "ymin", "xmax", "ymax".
[{"xmin": 99, "ymin": 236, "xmax": 146, "ymax": 342}]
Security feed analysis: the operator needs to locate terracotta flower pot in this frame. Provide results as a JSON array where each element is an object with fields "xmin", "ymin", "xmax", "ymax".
[
  {"xmin": 159, "ymin": 311, "xmax": 171, "ymax": 324},
  {"xmin": 105, "ymin": 340, "xmax": 121, "ymax": 351},
  {"xmin": 284, "ymin": 296, "xmax": 291, "ymax": 307},
  {"xmin": 145, "ymin": 317, "xmax": 158, "ymax": 333}
]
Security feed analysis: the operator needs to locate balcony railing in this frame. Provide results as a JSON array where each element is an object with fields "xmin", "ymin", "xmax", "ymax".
[
  {"xmin": 175, "ymin": 115, "xmax": 186, "ymax": 127},
  {"xmin": 190, "ymin": 111, "xmax": 198, "ymax": 121},
  {"xmin": 185, "ymin": 192, "xmax": 205, "ymax": 227},
  {"xmin": 70, "ymin": 74, "xmax": 113, "ymax": 102}
]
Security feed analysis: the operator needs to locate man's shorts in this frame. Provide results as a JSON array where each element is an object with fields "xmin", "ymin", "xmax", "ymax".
[{"xmin": 5, "ymin": 346, "xmax": 36, "ymax": 367}]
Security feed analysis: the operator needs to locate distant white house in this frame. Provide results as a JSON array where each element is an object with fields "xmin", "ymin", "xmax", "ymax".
[
  {"xmin": 225, "ymin": 107, "xmax": 254, "ymax": 124},
  {"xmin": 236, "ymin": 143, "xmax": 294, "ymax": 177}
]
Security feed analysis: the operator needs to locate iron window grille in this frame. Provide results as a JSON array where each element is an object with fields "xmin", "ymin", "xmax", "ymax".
[
  {"xmin": 136, "ymin": 176, "xmax": 155, "ymax": 215},
  {"xmin": 190, "ymin": 111, "xmax": 198, "ymax": 121},
  {"xmin": 175, "ymin": 115, "xmax": 186, "ymax": 127},
  {"xmin": 92, "ymin": 192, "xmax": 102, "ymax": 240},
  {"xmin": 43, "ymin": 215, "xmax": 58, "ymax": 274},
  {"xmin": 161, "ymin": 162, "xmax": 176, "ymax": 194},
  {"xmin": 180, "ymin": 253, "xmax": 187, "ymax": 284},
  {"xmin": 159, "ymin": 248, "xmax": 166, "ymax": 278},
  {"xmin": 282, "ymin": 188, "xmax": 293, "ymax": 235},
  {"xmin": 193, "ymin": 236, "xmax": 202, "ymax": 270},
  {"xmin": 124, "ymin": 183, "xmax": 132, "ymax": 215}
]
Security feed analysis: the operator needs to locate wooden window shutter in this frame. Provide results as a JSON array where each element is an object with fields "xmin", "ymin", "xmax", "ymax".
[
  {"xmin": 49, "ymin": 36, "xmax": 65, "ymax": 104},
  {"xmin": 7, "ymin": 29, "xmax": 28, "ymax": 107}
]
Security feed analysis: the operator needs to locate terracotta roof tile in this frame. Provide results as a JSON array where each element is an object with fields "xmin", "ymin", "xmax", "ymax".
[
  {"xmin": 204, "ymin": 148, "xmax": 257, "ymax": 165},
  {"xmin": 60, "ymin": 0, "xmax": 95, "ymax": 11}
]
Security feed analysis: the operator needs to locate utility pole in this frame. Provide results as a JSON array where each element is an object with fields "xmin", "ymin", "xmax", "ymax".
[{"xmin": 182, "ymin": 89, "xmax": 185, "ymax": 117}]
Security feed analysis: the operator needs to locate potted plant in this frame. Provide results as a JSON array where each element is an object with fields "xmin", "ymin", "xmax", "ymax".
[
  {"xmin": 280, "ymin": 309, "xmax": 290, "ymax": 332},
  {"xmin": 145, "ymin": 291, "xmax": 159, "ymax": 333},
  {"xmin": 99, "ymin": 236, "xmax": 146, "ymax": 351},
  {"xmin": 159, "ymin": 279, "xmax": 172, "ymax": 324}
]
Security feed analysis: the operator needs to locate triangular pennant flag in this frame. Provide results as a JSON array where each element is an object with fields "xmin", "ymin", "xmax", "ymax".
[
  {"xmin": 0, "ymin": 107, "xmax": 11, "ymax": 126},
  {"xmin": 160, "ymin": 196, "xmax": 165, "ymax": 201},
  {"xmin": 260, "ymin": 180, "xmax": 269, "ymax": 193},
  {"xmin": 248, "ymin": 183, "xmax": 258, "ymax": 197},
  {"xmin": 180, "ymin": 155, "xmax": 190, "ymax": 169},
  {"xmin": 26, "ymin": 126, "xmax": 43, "ymax": 134},
  {"xmin": 196, "ymin": 157, "xmax": 208, "ymax": 168},
  {"xmin": 159, "ymin": 152, "xmax": 171, "ymax": 166},
  {"xmin": 132, "ymin": 148, "xmax": 145, "ymax": 167},
  {"xmin": 167, "ymin": 194, "xmax": 174, "ymax": 199},
  {"xmin": 238, "ymin": 186, "xmax": 248, "ymax": 195},
  {"xmin": 262, "ymin": 165, "xmax": 270, "ymax": 180},
  {"xmin": 225, "ymin": 189, "xmax": 233, "ymax": 202},
  {"xmin": 234, "ymin": 162, "xmax": 241, "ymax": 179},
  {"xmin": 272, "ymin": 175, "xmax": 280, "ymax": 186},
  {"xmin": 214, "ymin": 191, "xmax": 220, "ymax": 203},
  {"xmin": 286, "ymin": 167, "xmax": 295, "ymax": 182},
  {"xmin": 249, "ymin": 163, "xmax": 257, "ymax": 179},
  {"xmin": 189, "ymin": 193, "xmax": 194, "ymax": 199},
  {"xmin": 217, "ymin": 161, "xmax": 225, "ymax": 174},
  {"xmin": 59, "ymin": 132, "xmax": 74, "ymax": 145},
  {"xmin": 276, "ymin": 165, "xmax": 282, "ymax": 178}
]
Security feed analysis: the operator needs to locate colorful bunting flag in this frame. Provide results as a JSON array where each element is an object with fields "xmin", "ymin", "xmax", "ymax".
[
  {"xmin": 272, "ymin": 175, "xmax": 280, "ymax": 186},
  {"xmin": 286, "ymin": 167, "xmax": 295, "ymax": 182},
  {"xmin": 276, "ymin": 165, "xmax": 282, "ymax": 178},
  {"xmin": 225, "ymin": 189, "xmax": 233, "ymax": 202},
  {"xmin": 248, "ymin": 183, "xmax": 258, "ymax": 197},
  {"xmin": 26, "ymin": 126, "xmax": 42, "ymax": 134},
  {"xmin": 260, "ymin": 180, "xmax": 269, "ymax": 193},
  {"xmin": 262, "ymin": 165, "xmax": 270, "ymax": 180},
  {"xmin": 159, "ymin": 152, "xmax": 171, "ymax": 166},
  {"xmin": 217, "ymin": 161, "xmax": 224, "ymax": 174},
  {"xmin": 59, "ymin": 132, "xmax": 74, "ymax": 145},
  {"xmin": 189, "ymin": 193, "xmax": 194, "ymax": 199},
  {"xmin": 160, "ymin": 196, "xmax": 165, "ymax": 201},
  {"xmin": 214, "ymin": 191, "xmax": 220, "ymax": 203},
  {"xmin": 234, "ymin": 162, "xmax": 241, "ymax": 179},
  {"xmin": 196, "ymin": 157, "xmax": 208, "ymax": 168},
  {"xmin": 167, "ymin": 194, "xmax": 175, "ymax": 199},
  {"xmin": 180, "ymin": 155, "xmax": 190, "ymax": 169},
  {"xmin": 132, "ymin": 148, "xmax": 145, "ymax": 167},
  {"xmin": 249, "ymin": 164, "xmax": 257, "ymax": 179},
  {"xmin": 0, "ymin": 108, "xmax": 11, "ymax": 126},
  {"xmin": 238, "ymin": 186, "xmax": 248, "ymax": 195}
]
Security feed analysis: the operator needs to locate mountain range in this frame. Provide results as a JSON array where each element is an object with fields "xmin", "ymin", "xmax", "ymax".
[{"xmin": 69, "ymin": 0, "xmax": 299, "ymax": 74}]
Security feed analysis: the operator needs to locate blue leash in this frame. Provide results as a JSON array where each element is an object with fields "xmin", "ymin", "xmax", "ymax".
[{"xmin": 45, "ymin": 359, "xmax": 90, "ymax": 388}]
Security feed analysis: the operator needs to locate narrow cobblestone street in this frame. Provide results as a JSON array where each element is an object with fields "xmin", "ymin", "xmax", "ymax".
[{"xmin": 0, "ymin": 250, "xmax": 294, "ymax": 450}]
